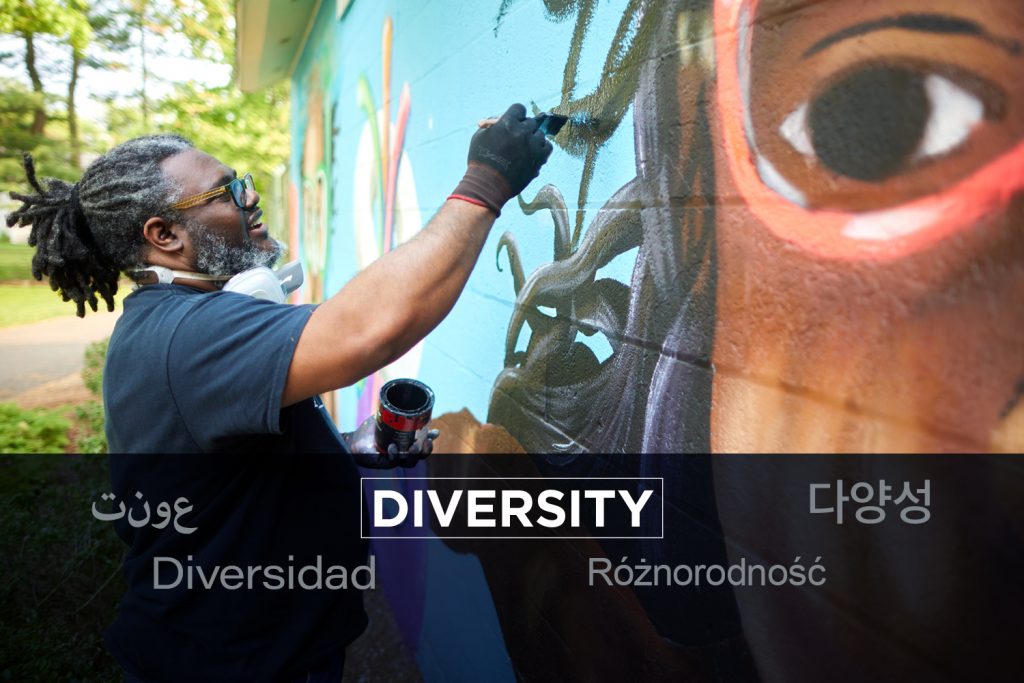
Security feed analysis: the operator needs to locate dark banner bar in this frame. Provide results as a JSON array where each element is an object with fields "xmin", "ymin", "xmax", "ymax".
[{"xmin": 5, "ymin": 454, "xmax": 1021, "ymax": 682}]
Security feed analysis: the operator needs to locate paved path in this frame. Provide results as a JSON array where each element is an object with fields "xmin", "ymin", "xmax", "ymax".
[{"xmin": 0, "ymin": 311, "xmax": 121, "ymax": 406}]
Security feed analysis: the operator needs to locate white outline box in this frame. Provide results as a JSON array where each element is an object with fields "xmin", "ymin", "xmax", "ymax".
[{"xmin": 360, "ymin": 476, "xmax": 665, "ymax": 540}]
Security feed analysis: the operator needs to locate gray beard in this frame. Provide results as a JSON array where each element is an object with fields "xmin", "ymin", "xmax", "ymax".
[{"xmin": 185, "ymin": 220, "xmax": 282, "ymax": 276}]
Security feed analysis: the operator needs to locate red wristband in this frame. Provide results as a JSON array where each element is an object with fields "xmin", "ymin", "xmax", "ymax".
[
  {"xmin": 447, "ymin": 194, "xmax": 493, "ymax": 212},
  {"xmin": 450, "ymin": 163, "xmax": 513, "ymax": 217}
]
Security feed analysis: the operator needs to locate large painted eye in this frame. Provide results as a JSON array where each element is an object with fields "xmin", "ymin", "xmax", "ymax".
[
  {"xmin": 717, "ymin": 2, "xmax": 1024, "ymax": 258},
  {"xmin": 747, "ymin": 54, "xmax": 1015, "ymax": 214},
  {"xmin": 779, "ymin": 66, "xmax": 985, "ymax": 182}
]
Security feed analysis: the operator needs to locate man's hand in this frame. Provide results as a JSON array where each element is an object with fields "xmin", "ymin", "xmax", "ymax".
[
  {"xmin": 343, "ymin": 415, "xmax": 439, "ymax": 469},
  {"xmin": 450, "ymin": 103, "xmax": 554, "ymax": 216}
]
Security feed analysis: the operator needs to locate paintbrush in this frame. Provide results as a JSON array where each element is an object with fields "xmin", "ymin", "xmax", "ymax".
[{"xmin": 478, "ymin": 111, "xmax": 590, "ymax": 137}]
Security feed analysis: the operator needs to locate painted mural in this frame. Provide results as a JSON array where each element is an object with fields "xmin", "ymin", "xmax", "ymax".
[
  {"xmin": 294, "ymin": 15, "xmax": 423, "ymax": 422},
  {"xmin": 350, "ymin": 17, "xmax": 424, "ymax": 424},
  {"xmin": 487, "ymin": 0, "xmax": 1024, "ymax": 455},
  {"xmin": 289, "ymin": 0, "xmax": 1023, "ymax": 679},
  {"xmin": 298, "ymin": 54, "xmax": 331, "ymax": 305}
]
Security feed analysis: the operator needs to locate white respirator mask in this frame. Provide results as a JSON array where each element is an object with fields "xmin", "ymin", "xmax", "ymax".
[{"xmin": 134, "ymin": 260, "xmax": 304, "ymax": 304}]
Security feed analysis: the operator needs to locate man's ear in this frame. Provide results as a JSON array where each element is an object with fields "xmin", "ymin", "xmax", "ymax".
[{"xmin": 142, "ymin": 216, "xmax": 185, "ymax": 255}]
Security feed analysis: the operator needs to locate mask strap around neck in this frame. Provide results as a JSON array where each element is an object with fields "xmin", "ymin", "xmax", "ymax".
[{"xmin": 132, "ymin": 265, "xmax": 232, "ymax": 286}]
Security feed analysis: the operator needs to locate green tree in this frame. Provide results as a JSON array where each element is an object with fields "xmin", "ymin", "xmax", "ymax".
[
  {"xmin": 68, "ymin": 0, "xmax": 134, "ymax": 169},
  {"xmin": 2, "ymin": 0, "xmax": 290, "ymax": 206},
  {"xmin": 0, "ymin": 0, "xmax": 98, "ymax": 181},
  {"xmin": 0, "ymin": 78, "xmax": 78, "ymax": 185},
  {"xmin": 170, "ymin": 0, "xmax": 233, "ymax": 63},
  {"xmin": 155, "ymin": 80, "xmax": 290, "ymax": 194},
  {"xmin": 100, "ymin": 0, "xmax": 290, "ymax": 194},
  {"xmin": 0, "ymin": 79, "xmax": 47, "ymax": 185},
  {"xmin": 0, "ymin": 0, "xmax": 91, "ymax": 137}
]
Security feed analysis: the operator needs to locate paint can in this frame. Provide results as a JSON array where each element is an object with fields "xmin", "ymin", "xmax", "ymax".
[{"xmin": 374, "ymin": 378, "xmax": 435, "ymax": 454}]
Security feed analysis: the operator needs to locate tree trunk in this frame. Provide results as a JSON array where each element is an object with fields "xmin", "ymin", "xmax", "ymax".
[
  {"xmin": 69, "ymin": 48, "xmax": 82, "ymax": 170},
  {"xmin": 24, "ymin": 32, "xmax": 46, "ymax": 136},
  {"xmin": 140, "ymin": 12, "xmax": 149, "ymax": 127}
]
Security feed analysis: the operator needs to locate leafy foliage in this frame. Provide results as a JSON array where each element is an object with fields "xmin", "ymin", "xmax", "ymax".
[
  {"xmin": 0, "ymin": 0, "xmax": 92, "ymax": 50},
  {"xmin": 0, "ymin": 79, "xmax": 47, "ymax": 179},
  {"xmin": 82, "ymin": 337, "xmax": 108, "ymax": 396},
  {"xmin": 0, "ymin": 77, "xmax": 80, "ymax": 184},
  {"xmin": 77, "ymin": 337, "xmax": 110, "ymax": 453},
  {"xmin": 2, "ymin": 0, "xmax": 289, "ymax": 196},
  {"xmin": 73, "ymin": 400, "xmax": 107, "ymax": 453},
  {"xmin": 156, "ymin": 80, "xmax": 291, "ymax": 195},
  {"xmin": 0, "ymin": 403, "xmax": 70, "ymax": 453},
  {"xmin": 0, "ymin": 338, "xmax": 109, "ymax": 453}
]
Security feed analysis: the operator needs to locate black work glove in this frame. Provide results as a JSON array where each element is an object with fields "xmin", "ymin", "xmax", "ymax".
[
  {"xmin": 450, "ymin": 103, "xmax": 554, "ymax": 216},
  {"xmin": 344, "ymin": 415, "xmax": 439, "ymax": 469}
]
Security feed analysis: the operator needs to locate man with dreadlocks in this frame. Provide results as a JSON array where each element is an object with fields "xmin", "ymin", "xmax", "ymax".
[{"xmin": 6, "ymin": 103, "xmax": 552, "ymax": 682}]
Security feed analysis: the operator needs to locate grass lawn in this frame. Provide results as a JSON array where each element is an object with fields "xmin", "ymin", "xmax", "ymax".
[
  {"xmin": 0, "ymin": 454, "xmax": 124, "ymax": 681},
  {"xmin": 0, "ymin": 282, "xmax": 130, "ymax": 328},
  {"xmin": 0, "ymin": 242, "xmax": 34, "ymax": 281},
  {"xmin": 0, "ymin": 245, "xmax": 133, "ymax": 327}
]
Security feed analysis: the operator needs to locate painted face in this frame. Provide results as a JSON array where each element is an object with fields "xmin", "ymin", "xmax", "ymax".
[
  {"xmin": 715, "ymin": 0, "xmax": 1023, "ymax": 260},
  {"xmin": 485, "ymin": 0, "xmax": 1022, "ymax": 454},
  {"xmin": 162, "ymin": 149, "xmax": 281, "ymax": 276},
  {"xmin": 710, "ymin": 0, "xmax": 1024, "ymax": 451}
]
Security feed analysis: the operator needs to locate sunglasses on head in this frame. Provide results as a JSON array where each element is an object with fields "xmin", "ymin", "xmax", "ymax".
[{"xmin": 169, "ymin": 173, "xmax": 256, "ymax": 211}]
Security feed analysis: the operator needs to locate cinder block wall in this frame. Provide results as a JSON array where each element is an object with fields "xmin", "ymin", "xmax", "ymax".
[{"xmin": 289, "ymin": 0, "xmax": 1023, "ymax": 678}]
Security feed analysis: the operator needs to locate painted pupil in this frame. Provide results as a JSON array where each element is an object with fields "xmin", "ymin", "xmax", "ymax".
[{"xmin": 808, "ymin": 65, "xmax": 929, "ymax": 182}]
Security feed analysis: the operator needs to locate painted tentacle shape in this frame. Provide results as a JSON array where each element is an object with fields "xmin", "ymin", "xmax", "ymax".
[{"xmin": 501, "ymin": 180, "xmax": 642, "ymax": 369}]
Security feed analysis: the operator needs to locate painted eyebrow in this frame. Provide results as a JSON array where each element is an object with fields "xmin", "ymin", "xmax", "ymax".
[{"xmin": 802, "ymin": 13, "xmax": 1022, "ymax": 59}]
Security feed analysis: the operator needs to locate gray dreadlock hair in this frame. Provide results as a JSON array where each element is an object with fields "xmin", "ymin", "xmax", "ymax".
[{"xmin": 5, "ymin": 134, "xmax": 194, "ymax": 317}]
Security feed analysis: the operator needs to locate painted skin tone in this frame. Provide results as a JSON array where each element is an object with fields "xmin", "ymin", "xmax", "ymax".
[
  {"xmin": 707, "ymin": 1, "xmax": 1024, "ymax": 680},
  {"xmin": 710, "ymin": 0, "xmax": 1024, "ymax": 452}
]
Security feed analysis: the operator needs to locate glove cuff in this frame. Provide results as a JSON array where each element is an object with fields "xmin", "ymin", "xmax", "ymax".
[{"xmin": 450, "ymin": 162, "xmax": 514, "ymax": 217}]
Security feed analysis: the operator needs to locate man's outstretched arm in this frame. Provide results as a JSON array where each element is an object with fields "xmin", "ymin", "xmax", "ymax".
[
  {"xmin": 283, "ymin": 103, "xmax": 552, "ymax": 407},
  {"xmin": 283, "ymin": 199, "xmax": 494, "ymax": 406}
]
